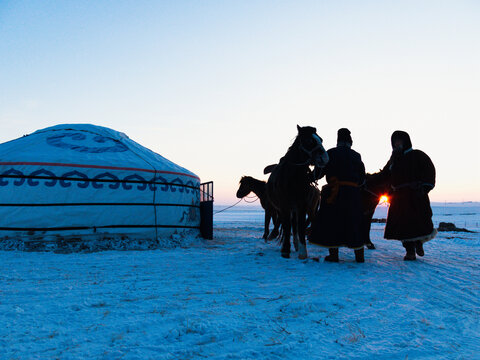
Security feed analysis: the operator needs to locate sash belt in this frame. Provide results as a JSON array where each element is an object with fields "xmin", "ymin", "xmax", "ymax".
[{"xmin": 326, "ymin": 177, "xmax": 359, "ymax": 204}]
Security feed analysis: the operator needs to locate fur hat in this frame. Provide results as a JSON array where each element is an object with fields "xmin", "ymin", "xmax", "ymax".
[
  {"xmin": 337, "ymin": 128, "xmax": 352, "ymax": 145},
  {"xmin": 391, "ymin": 130, "xmax": 412, "ymax": 150}
]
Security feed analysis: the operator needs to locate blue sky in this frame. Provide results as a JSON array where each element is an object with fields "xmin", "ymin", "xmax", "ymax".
[{"xmin": 1, "ymin": 1, "xmax": 479, "ymax": 203}]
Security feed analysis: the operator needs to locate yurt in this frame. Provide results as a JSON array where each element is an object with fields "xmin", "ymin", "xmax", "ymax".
[{"xmin": 0, "ymin": 124, "xmax": 201, "ymax": 250}]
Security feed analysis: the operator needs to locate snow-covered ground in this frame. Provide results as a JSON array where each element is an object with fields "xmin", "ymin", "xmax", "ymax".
[{"xmin": 1, "ymin": 204, "xmax": 479, "ymax": 359}]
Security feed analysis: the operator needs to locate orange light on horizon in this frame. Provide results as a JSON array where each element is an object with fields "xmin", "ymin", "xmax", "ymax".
[{"xmin": 379, "ymin": 195, "xmax": 390, "ymax": 205}]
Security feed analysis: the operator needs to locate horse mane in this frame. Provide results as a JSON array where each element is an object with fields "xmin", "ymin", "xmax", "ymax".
[
  {"xmin": 282, "ymin": 126, "xmax": 319, "ymax": 162},
  {"xmin": 239, "ymin": 176, "xmax": 266, "ymax": 186},
  {"xmin": 286, "ymin": 131, "xmax": 306, "ymax": 153},
  {"xmin": 277, "ymin": 137, "xmax": 300, "ymax": 166}
]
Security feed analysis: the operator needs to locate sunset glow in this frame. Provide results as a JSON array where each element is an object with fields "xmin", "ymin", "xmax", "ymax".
[{"xmin": 379, "ymin": 195, "xmax": 390, "ymax": 205}]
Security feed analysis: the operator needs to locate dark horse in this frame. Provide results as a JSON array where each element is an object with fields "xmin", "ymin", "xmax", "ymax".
[
  {"xmin": 361, "ymin": 171, "xmax": 391, "ymax": 249},
  {"xmin": 236, "ymin": 176, "xmax": 280, "ymax": 240},
  {"xmin": 266, "ymin": 125, "xmax": 329, "ymax": 259}
]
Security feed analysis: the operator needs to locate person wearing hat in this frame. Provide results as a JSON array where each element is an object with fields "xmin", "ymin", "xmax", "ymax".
[
  {"xmin": 379, "ymin": 130, "xmax": 437, "ymax": 260},
  {"xmin": 309, "ymin": 128, "xmax": 366, "ymax": 262}
]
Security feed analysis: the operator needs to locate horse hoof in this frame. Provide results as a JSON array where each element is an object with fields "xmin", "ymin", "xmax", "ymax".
[
  {"xmin": 269, "ymin": 232, "xmax": 279, "ymax": 240},
  {"xmin": 298, "ymin": 254, "xmax": 307, "ymax": 260},
  {"xmin": 281, "ymin": 253, "xmax": 290, "ymax": 259}
]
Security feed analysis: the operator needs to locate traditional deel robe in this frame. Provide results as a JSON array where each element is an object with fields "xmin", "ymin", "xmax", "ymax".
[
  {"xmin": 309, "ymin": 145, "xmax": 366, "ymax": 249},
  {"xmin": 384, "ymin": 147, "xmax": 437, "ymax": 242}
]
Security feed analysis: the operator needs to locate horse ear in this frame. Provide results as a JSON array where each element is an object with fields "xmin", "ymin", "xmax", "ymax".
[{"xmin": 297, "ymin": 124, "xmax": 301, "ymax": 132}]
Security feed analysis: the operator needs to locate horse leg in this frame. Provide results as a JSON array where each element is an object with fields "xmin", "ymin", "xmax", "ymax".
[
  {"xmin": 297, "ymin": 208, "xmax": 308, "ymax": 260},
  {"xmin": 263, "ymin": 211, "xmax": 270, "ymax": 241},
  {"xmin": 268, "ymin": 211, "xmax": 280, "ymax": 240},
  {"xmin": 272, "ymin": 213, "xmax": 280, "ymax": 238},
  {"xmin": 292, "ymin": 211, "xmax": 299, "ymax": 252},
  {"xmin": 363, "ymin": 211, "xmax": 376, "ymax": 250},
  {"xmin": 305, "ymin": 198, "xmax": 320, "ymax": 236},
  {"xmin": 280, "ymin": 214, "xmax": 291, "ymax": 258},
  {"xmin": 366, "ymin": 220, "xmax": 375, "ymax": 250}
]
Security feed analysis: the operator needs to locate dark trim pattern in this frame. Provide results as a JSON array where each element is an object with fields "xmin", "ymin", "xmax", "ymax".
[{"xmin": 0, "ymin": 168, "xmax": 200, "ymax": 193}]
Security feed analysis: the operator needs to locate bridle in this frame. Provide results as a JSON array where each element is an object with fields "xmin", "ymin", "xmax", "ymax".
[
  {"xmin": 299, "ymin": 141, "xmax": 325, "ymax": 161},
  {"xmin": 291, "ymin": 135, "xmax": 326, "ymax": 167},
  {"xmin": 363, "ymin": 187, "xmax": 381, "ymax": 198}
]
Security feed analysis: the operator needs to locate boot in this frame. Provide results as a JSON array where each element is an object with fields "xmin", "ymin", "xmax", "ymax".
[
  {"xmin": 354, "ymin": 248, "xmax": 364, "ymax": 263},
  {"xmin": 403, "ymin": 242, "xmax": 416, "ymax": 261},
  {"xmin": 325, "ymin": 248, "xmax": 339, "ymax": 262},
  {"xmin": 415, "ymin": 241, "xmax": 424, "ymax": 257}
]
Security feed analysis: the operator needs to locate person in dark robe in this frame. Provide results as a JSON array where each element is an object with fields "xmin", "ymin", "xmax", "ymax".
[
  {"xmin": 379, "ymin": 130, "xmax": 437, "ymax": 260},
  {"xmin": 309, "ymin": 128, "xmax": 366, "ymax": 262}
]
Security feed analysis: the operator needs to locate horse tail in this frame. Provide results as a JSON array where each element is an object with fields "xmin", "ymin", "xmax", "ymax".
[{"xmin": 274, "ymin": 224, "xmax": 283, "ymax": 245}]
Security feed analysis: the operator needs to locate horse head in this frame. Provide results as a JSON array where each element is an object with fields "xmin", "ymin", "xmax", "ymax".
[
  {"xmin": 237, "ymin": 176, "xmax": 262, "ymax": 198},
  {"xmin": 365, "ymin": 172, "xmax": 390, "ymax": 196},
  {"xmin": 236, "ymin": 176, "xmax": 250, "ymax": 198},
  {"xmin": 294, "ymin": 125, "xmax": 329, "ymax": 168},
  {"xmin": 363, "ymin": 172, "xmax": 391, "ymax": 210}
]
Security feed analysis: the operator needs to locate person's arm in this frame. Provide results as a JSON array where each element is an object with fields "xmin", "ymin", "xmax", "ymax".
[
  {"xmin": 357, "ymin": 154, "xmax": 366, "ymax": 186},
  {"xmin": 418, "ymin": 152, "xmax": 435, "ymax": 193},
  {"xmin": 375, "ymin": 160, "xmax": 391, "ymax": 184},
  {"xmin": 311, "ymin": 166, "xmax": 326, "ymax": 182},
  {"xmin": 311, "ymin": 149, "xmax": 332, "ymax": 182}
]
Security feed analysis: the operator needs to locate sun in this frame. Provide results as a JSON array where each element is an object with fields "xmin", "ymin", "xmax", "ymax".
[{"xmin": 379, "ymin": 195, "xmax": 390, "ymax": 204}]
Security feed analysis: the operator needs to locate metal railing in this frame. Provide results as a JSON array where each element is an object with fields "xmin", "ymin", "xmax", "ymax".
[{"xmin": 200, "ymin": 181, "xmax": 214, "ymax": 202}]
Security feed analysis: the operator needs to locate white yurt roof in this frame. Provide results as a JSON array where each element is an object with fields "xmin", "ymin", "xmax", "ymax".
[{"xmin": 0, "ymin": 124, "xmax": 201, "ymax": 250}]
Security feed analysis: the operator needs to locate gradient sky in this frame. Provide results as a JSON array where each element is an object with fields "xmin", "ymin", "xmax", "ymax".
[{"xmin": 1, "ymin": 1, "xmax": 479, "ymax": 204}]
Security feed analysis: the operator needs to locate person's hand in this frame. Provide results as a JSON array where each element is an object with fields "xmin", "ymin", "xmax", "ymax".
[{"xmin": 389, "ymin": 148, "xmax": 403, "ymax": 163}]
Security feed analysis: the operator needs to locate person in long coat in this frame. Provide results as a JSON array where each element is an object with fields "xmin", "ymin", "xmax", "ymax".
[
  {"xmin": 309, "ymin": 128, "xmax": 366, "ymax": 262},
  {"xmin": 381, "ymin": 130, "xmax": 437, "ymax": 260}
]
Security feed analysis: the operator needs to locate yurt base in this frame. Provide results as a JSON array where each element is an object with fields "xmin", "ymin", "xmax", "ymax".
[
  {"xmin": 0, "ymin": 230, "xmax": 202, "ymax": 253},
  {"xmin": 0, "ymin": 123, "xmax": 204, "ymax": 252}
]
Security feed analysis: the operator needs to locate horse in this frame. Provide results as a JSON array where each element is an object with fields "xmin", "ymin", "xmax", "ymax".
[
  {"xmin": 236, "ymin": 176, "xmax": 280, "ymax": 240},
  {"xmin": 361, "ymin": 171, "xmax": 391, "ymax": 249},
  {"xmin": 264, "ymin": 164, "xmax": 389, "ymax": 251},
  {"xmin": 266, "ymin": 125, "xmax": 329, "ymax": 259},
  {"xmin": 263, "ymin": 168, "xmax": 322, "ymax": 241}
]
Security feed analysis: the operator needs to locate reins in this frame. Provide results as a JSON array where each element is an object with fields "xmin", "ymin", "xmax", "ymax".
[
  {"xmin": 284, "ymin": 149, "xmax": 313, "ymax": 167},
  {"xmin": 213, "ymin": 199, "xmax": 243, "ymax": 214},
  {"xmin": 363, "ymin": 187, "xmax": 380, "ymax": 198},
  {"xmin": 243, "ymin": 194, "xmax": 259, "ymax": 203},
  {"xmin": 213, "ymin": 195, "xmax": 259, "ymax": 214},
  {"xmin": 288, "ymin": 143, "xmax": 316, "ymax": 166}
]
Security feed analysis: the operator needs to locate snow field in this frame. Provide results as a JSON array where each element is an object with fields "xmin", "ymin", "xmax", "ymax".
[{"xmin": 1, "ymin": 205, "xmax": 479, "ymax": 359}]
